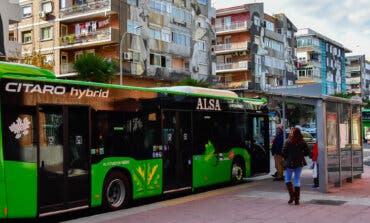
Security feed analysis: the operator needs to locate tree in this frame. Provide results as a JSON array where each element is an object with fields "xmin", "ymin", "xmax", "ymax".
[
  {"xmin": 73, "ymin": 53, "xmax": 118, "ymax": 83},
  {"xmin": 7, "ymin": 49, "xmax": 53, "ymax": 71},
  {"xmin": 177, "ymin": 77, "xmax": 210, "ymax": 88}
]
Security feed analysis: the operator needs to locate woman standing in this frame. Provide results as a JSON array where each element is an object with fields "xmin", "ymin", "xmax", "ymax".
[{"xmin": 283, "ymin": 127, "xmax": 310, "ymax": 205}]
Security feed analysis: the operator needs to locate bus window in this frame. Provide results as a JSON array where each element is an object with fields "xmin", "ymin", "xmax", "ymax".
[{"xmin": 2, "ymin": 105, "xmax": 37, "ymax": 162}]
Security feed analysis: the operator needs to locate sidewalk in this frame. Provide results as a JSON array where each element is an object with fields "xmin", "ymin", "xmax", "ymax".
[{"xmin": 63, "ymin": 166, "xmax": 370, "ymax": 223}]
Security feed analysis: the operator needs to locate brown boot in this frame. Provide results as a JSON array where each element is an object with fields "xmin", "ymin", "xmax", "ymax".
[
  {"xmin": 286, "ymin": 182, "xmax": 294, "ymax": 204},
  {"xmin": 294, "ymin": 187, "xmax": 300, "ymax": 205}
]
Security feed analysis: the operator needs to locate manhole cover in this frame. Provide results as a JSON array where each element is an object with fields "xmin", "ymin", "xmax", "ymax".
[{"xmin": 308, "ymin": 199, "xmax": 346, "ymax": 206}]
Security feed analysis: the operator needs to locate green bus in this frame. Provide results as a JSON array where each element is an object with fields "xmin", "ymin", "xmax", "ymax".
[
  {"xmin": 0, "ymin": 62, "xmax": 270, "ymax": 219},
  {"xmin": 362, "ymin": 108, "xmax": 370, "ymax": 142}
]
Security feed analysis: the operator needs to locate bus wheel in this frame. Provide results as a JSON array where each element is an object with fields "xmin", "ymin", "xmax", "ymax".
[
  {"xmin": 232, "ymin": 159, "xmax": 244, "ymax": 184},
  {"xmin": 103, "ymin": 171, "xmax": 131, "ymax": 210}
]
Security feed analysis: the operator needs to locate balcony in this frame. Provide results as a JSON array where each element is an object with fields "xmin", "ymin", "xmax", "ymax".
[
  {"xmin": 346, "ymin": 77, "xmax": 361, "ymax": 85},
  {"xmin": 217, "ymin": 80, "xmax": 249, "ymax": 89},
  {"xmin": 60, "ymin": 63, "xmax": 77, "ymax": 75},
  {"xmin": 215, "ymin": 21, "xmax": 251, "ymax": 35},
  {"xmin": 296, "ymin": 77, "xmax": 321, "ymax": 84},
  {"xmin": 346, "ymin": 66, "xmax": 361, "ymax": 73},
  {"xmin": 58, "ymin": 27, "xmax": 119, "ymax": 50},
  {"xmin": 298, "ymin": 59, "xmax": 322, "ymax": 68},
  {"xmin": 216, "ymin": 61, "xmax": 249, "ymax": 73},
  {"xmin": 59, "ymin": 0, "xmax": 118, "ymax": 22},
  {"xmin": 213, "ymin": 42, "xmax": 250, "ymax": 54}
]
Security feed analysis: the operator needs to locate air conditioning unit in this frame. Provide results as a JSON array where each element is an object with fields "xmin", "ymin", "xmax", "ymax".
[
  {"xmin": 39, "ymin": 11, "xmax": 46, "ymax": 19},
  {"xmin": 232, "ymin": 52, "xmax": 239, "ymax": 56},
  {"xmin": 123, "ymin": 52, "xmax": 132, "ymax": 61}
]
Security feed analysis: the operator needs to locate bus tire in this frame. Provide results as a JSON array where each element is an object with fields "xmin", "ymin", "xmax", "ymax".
[
  {"xmin": 231, "ymin": 158, "xmax": 244, "ymax": 184},
  {"xmin": 102, "ymin": 171, "xmax": 131, "ymax": 211}
]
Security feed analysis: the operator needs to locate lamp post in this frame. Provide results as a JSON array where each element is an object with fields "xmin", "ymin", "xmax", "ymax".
[{"xmin": 119, "ymin": 25, "xmax": 141, "ymax": 85}]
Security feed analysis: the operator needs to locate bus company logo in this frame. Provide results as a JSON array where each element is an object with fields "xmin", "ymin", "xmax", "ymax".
[
  {"xmin": 9, "ymin": 117, "xmax": 31, "ymax": 139},
  {"xmin": 196, "ymin": 98, "xmax": 221, "ymax": 111},
  {"xmin": 5, "ymin": 82, "xmax": 109, "ymax": 99}
]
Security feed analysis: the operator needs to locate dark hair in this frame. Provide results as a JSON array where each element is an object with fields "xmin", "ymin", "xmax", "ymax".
[{"xmin": 290, "ymin": 127, "xmax": 304, "ymax": 144}]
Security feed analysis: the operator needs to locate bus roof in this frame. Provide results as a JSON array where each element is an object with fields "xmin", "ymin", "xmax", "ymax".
[
  {"xmin": 0, "ymin": 62, "xmax": 266, "ymax": 104},
  {"xmin": 0, "ymin": 62, "xmax": 56, "ymax": 79},
  {"xmin": 152, "ymin": 86, "xmax": 239, "ymax": 97}
]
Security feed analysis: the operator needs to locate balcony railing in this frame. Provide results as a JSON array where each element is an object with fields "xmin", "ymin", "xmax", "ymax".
[
  {"xmin": 346, "ymin": 77, "xmax": 361, "ymax": 84},
  {"xmin": 213, "ymin": 42, "xmax": 249, "ymax": 53},
  {"xmin": 215, "ymin": 21, "xmax": 250, "ymax": 34},
  {"xmin": 59, "ymin": 0, "xmax": 115, "ymax": 20},
  {"xmin": 60, "ymin": 63, "xmax": 76, "ymax": 74},
  {"xmin": 346, "ymin": 66, "xmax": 361, "ymax": 73},
  {"xmin": 217, "ymin": 81, "xmax": 249, "ymax": 89},
  {"xmin": 216, "ymin": 61, "xmax": 249, "ymax": 73},
  {"xmin": 59, "ymin": 27, "xmax": 118, "ymax": 49}
]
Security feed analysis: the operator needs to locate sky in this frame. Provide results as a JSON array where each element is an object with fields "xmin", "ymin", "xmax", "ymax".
[{"xmin": 213, "ymin": 0, "xmax": 370, "ymax": 60}]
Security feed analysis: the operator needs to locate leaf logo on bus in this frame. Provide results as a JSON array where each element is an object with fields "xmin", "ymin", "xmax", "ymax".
[{"xmin": 9, "ymin": 117, "xmax": 31, "ymax": 139}]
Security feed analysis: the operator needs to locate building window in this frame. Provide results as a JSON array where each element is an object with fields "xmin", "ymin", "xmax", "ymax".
[
  {"xmin": 286, "ymin": 30, "xmax": 292, "ymax": 38},
  {"xmin": 253, "ymin": 16, "xmax": 260, "ymax": 27},
  {"xmin": 21, "ymin": 31, "xmax": 32, "ymax": 44},
  {"xmin": 127, "ymin": 0, "xmax": 137, "ymax": 6},
  {"xmin": 298, "ymin": 70, "xmax": 306, "ymax": 77},
  {"xmin": 132, "ymin": 51, "xmax": 140, "ymax": 63},
  {"xmin": 197, "ymin": 41, "xmax": 206, "ymax": 51},
  {"xmin": 172, "ymin": 31, "xmax": 190, "ymax": 46},
  {"xmin": 127, "ymin": 20, "xmax": 141, "ymax": 35},
  {"xmin": 266, "ymin": 21, "xmax": 274, "ymax": 31},
  {"xmin": 149, "ymin": 28, "xmax": 161, "ymax": 40},
  {"xmin": 41, "ymin": 1, "xmax": 53, "ymax": 13},
  {"xmin": 22, "ymin": 5, "xmax": 32, "ymax": 18},
  {"xmin": 162, "ymin": 28, "xmax": 171, "ymax": 42},
  {"xmin": 41, "ymin": 27, "xmax": 52, "ymax": 40},
  {"xmin": 150, "ymin": 53, "xmax": 161, "ymax": 66},
  {"xmin": 198, "ymin": 0, "xmax": 207, "ymax": 5}
]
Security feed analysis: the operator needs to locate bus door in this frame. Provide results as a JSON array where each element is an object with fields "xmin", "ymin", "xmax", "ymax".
[
  {"xmin": 38, "ymin": 105, "xmax": 90, "ymax": 215},
  {"xmin": 162, "ymin": 110, "xmax": 192, "ymax": 192},
  {"xmin": 247, "ymin": 115, "xmax": 270, "ymax": 175}
]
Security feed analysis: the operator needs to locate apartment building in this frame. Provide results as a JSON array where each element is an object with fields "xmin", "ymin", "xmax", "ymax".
[
  {"xmin": 10, "ymin": 0, "xmax": 215, "ymax": 85},
  {"xmin": 345, "ymin": 55, "xmax": 370, "ymax": 99},
  {"xmin": 121, "ymin": 0, "xmax": 216, "ymax": 82},
  {"xmin": 0, "ymin": 0, "xmax": 21, "ymax": 59},
  {"xmin": 295, "ymin": 28, "xmax": 351, "ymax": 95},
  {"xmin": 213, "ymin": 3, "xmax": 297, "ymax": 94}
]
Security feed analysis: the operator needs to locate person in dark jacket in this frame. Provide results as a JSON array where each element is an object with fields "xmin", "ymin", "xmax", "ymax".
[
  {"xmin": 271, "ymin": 127, "xmax": 284, "ymax": 181},
  {"xmin": 282, "ymin": 127, "xmax": 310, "ymax": 205}
]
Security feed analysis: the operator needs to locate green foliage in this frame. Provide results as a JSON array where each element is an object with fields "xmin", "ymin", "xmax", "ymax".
[
  {"xmin": 177, "ymin": 77, "xmax": 210, "ymax": 88},
  {"xmin": 364, "ymin": 100, "xmax": 370, "ymax": 108},
  {"xmin": 332, "ymin": 92, "xmax": 356, "ymax": 99},
  {"xmin": 73, "ymin": 53, "xmax": 118, "ymax": 83}
]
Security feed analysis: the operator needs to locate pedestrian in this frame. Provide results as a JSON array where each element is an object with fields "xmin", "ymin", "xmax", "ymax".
[
  {"xmin": 283, "ymin": 127, "xmax": 310, "ymax": 205},
  {"xmin": 311, "ymin": 142, "xmax": 319, "ymax": 189},
  {"xmin": 271, "ymin": 127, "xmax": 284, "ymax": 181}
]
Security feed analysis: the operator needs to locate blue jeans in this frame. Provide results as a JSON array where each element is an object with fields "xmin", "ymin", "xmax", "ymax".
[{"xmin": 285, "ymin": 167, "xmax": 303, "ymax": 187}]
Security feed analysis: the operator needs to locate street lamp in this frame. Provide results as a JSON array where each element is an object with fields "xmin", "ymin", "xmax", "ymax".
[{"xmin": 119, "ymin": 25, "xmax": 141, "ymax": 85}]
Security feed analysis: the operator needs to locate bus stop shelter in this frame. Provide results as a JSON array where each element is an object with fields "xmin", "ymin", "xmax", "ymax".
[{"xmin": 267, "ymin": 84, "xmax": 363, "ymax": 193}]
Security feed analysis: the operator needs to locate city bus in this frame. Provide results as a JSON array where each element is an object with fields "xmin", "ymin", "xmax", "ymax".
[
  {"xmin": 0, "ymin": 62, "xmax": 270, "ymax": 219},
  {"xmin": 362, "ymin": 108, "xmax": 370, "ymax": 142}
]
